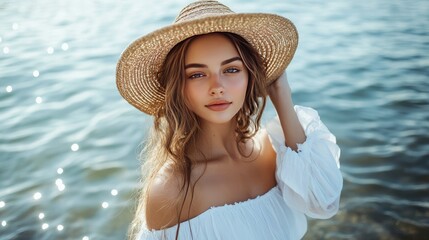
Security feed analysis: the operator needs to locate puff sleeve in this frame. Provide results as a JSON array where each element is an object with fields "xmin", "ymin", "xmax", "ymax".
[{"xmin": 266, "ymin": 105, "xmax": 343, "ymax": 219}]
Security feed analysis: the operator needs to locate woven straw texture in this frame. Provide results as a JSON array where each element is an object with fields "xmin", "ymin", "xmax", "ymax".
[{"xmin": 116, "ymin": 0, "xmax": 298, "ymax": 115}]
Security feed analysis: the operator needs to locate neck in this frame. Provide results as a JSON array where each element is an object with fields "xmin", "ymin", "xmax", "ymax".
[{"xmin": 191, "ymin": 118, "xmax": 247, "ymax": 162}]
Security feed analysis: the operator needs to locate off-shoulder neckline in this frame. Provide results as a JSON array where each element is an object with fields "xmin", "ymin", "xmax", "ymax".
[{"xmin": 144, "ymin": 185, "xmax": 280, "ymax": 233}]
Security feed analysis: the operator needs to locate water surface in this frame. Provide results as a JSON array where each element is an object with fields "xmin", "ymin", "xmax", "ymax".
[{"xmin": 1, "ymin": 0, "xmax": 428, "ymax": 239}]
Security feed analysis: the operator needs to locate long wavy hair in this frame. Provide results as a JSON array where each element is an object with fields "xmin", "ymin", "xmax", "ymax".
[{"xmin": 128, "ymin": 32, "xmax": 268, "ymax": 240}]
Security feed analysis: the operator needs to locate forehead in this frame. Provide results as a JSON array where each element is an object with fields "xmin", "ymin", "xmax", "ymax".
[{"xmin": 185, "ymin": 33, "xmax": 239, "ymax": 63}]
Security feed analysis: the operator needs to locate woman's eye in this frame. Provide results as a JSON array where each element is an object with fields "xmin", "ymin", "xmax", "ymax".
[
  {"xmin": 188, "ymin": 73, "xmax": 205, "ymax": 79},
  {"xmin": 225, "ymin": 68, "xmax": 240, "ymax": 73}
]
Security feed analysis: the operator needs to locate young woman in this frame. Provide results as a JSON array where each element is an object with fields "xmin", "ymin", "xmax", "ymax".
[{"xmin": 116, "ymin": 1, "xmax": 343, "ymax": 239}]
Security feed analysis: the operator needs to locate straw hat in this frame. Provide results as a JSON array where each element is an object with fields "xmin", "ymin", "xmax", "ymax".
[{"xmin": 116, "ymin": 0, "xmax": 298, "ymax": 115}]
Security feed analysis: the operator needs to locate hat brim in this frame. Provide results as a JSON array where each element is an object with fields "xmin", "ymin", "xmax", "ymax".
[{"xmin": 116, "ymin": 13, "xmax": 298, "ymax": 115}]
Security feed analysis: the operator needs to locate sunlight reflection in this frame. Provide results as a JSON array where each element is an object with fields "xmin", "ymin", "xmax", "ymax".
[
  {"xmin": 111, "ymin": 189, "xmax": 118, "ymax": 196},
  {"xmin": 36, "ymin": 97, "xmax": 43, "ymax": 104},
  {"xmin": 42, "ymin": 223, "xmax": 49, "ymax": 230},
  {"xmin": 0, "ymin": 37, "xmax": 2, "ymax": 43},
  {"xmin": 38, "ymin": 213, "xmax": 45, "ymax": 220},
  {"xmin": 33, "ymin": 192, "xmax": 42, "ymax": 200},
  {"xmin": 57, "ymin": 168, "xmax": 64, "ymax": 174},
  {"xmin": 0, "ymin": 201, "xmax": 5, "ymax": 208},
  {"xmin": 47, "ymin": 47, "xmax": 54, "ymax": 54},
  {"xmin": 55, "ymin": 179, "xmax": 63, "ymax": 185},
  {"xmin": 71, "ymin": 143, "xmax": 79, "ymax": 151},
  {"xmin": 101, "ymin": 202, "xmax": 109, "ymax": 209},
  {"xmin": 12, "ymin": 23, "xmax": 19, "ymax": 30},
  {"xmin": 57, "ymin": 224, "xmax": 64, "ymax": 231},
  {"xmin": 61, "ymin": 43, "xmax": 69, "ymax": 51},
  {"xmin": 55, "ymin": 178, "xmax": 66, "ymax": 191},
  {"xmin": 33, "ymin": 70, "xmax": 40, "ymax": 78},
  {"xmin": 2, "ymin": 47, "xmax": 9, "ymax": 54},
  {"xmin": 82, "ymin": 236, "xmax": 89, "ymax": 240},
  {"xmin": 58, "ymin": 184, "xmax": 66, "ymax": 191},
  {"xmin": 1, "ymin": 221, "xmax": 6, "ymax": 227},
  {"xmin": 6, "ymin": 86, "xmax": 12, "ymax": 93}
]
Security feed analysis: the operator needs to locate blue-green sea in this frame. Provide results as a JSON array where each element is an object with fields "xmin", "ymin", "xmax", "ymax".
[{"xmin": 1, "ymin": 0, "xmax": 428, "ymax": 239}]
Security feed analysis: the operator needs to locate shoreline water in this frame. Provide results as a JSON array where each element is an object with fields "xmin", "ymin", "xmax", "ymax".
[{"xmin": 1, "ymin": 0, "xmax": 428, "ymax": 239}]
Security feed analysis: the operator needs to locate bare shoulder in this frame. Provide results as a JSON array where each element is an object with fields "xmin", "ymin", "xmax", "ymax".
[
  {"xmin": 256, "ymin": 128, "xmax": 276, "ymax": 158},
  {"xmin": 145, "ymin": 163, "xmax": 182, "ymax": 230}
]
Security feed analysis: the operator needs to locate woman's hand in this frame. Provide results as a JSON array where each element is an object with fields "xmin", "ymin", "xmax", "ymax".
[
  {"xmin": 267, "ymin": 71, "xmax": 306, "ymax": 151},
  {"xmin": 268, "ymin": 71, "xmax": 293, "ymax": 111},
  {"xmin": 268, "ymin": 71, "xmax": 292, "ymax": 98}
]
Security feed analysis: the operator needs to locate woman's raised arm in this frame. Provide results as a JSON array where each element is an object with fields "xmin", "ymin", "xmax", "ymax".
[{"xmin": 268, "ymin": 72, "xmax": 306, "ymax": 151}]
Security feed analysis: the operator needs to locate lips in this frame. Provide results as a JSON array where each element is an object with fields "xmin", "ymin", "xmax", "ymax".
[{"xmin": 205, "ymin": 100, "xmax": 232, "ymax": 111}]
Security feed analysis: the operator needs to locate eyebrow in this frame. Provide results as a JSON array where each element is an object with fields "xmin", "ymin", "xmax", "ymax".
[{"xmin": 185, "ymin": 56, "xmax": 242, "ymax": 69}]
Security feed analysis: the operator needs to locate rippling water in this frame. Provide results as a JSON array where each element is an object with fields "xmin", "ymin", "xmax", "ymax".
[{"xmin": 1, "ymin": 0, "xmax": 428, "ymax": 239}]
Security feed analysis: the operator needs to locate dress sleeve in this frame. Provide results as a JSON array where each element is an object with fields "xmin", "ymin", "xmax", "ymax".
[{"xmin": 266, "ymin": 105, "xmax": 343, "ymax": 219}]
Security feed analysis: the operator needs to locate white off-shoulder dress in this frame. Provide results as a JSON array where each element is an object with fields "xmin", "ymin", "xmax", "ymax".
[{"xmin": 138, "ymin": 106, "xmax": 343, "ymax": 240}]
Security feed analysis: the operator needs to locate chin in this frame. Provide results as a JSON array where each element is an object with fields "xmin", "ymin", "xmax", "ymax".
[
  {"xmin": 198, "ymin": 111, "xmax": 238, "ymax": 125},
  {"xmin": 202, "ymin": 116, "xmax": 235, "ymax": 125}
]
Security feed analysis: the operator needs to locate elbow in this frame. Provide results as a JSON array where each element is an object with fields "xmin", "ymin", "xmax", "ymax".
[
  {"xmin": 306, "ymin": 177, "xmax": 343, "ymax": 219},
  {"xmin": 307, "ymin": 197, "xmax": 341, "ymax": 219},
  {"xmin": 320, "ymin": 198, "xmax": 340, "ymax": 219}
]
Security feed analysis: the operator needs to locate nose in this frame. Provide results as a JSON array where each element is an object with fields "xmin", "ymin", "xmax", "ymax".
[
  {"xmin": 210, "ymin": 87, "xmax": 224, "ymax": 95},
  {"xmin": 209, "ymin": 74, "xmax": 224, "ymax": 96}
]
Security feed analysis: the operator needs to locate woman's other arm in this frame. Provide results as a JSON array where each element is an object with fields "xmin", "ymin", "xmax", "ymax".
[{"xmin": 268, "ymin": 72, "xmax": 305, "ymax": 151}]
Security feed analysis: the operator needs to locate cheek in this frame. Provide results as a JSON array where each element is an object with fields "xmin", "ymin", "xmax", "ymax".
[
  {"xmin": 184, "ymin": 82, "xmax": 200, "ymax": 109},
  {"xmin": 231, "ymin": 75, "xmax": 248, "ymax": 95}
]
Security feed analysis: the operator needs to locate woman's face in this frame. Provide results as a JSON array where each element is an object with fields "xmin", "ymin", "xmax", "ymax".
[{"xmin": 184, "ymin": 33, "xmax": 249, "ymax": 125}]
